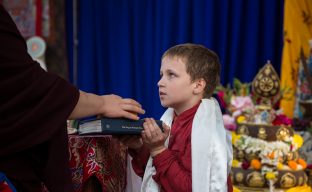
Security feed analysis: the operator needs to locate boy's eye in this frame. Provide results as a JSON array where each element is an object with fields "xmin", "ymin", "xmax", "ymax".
[{"xmin": 168, "ymin": 73, "xmax": 176, "ymax": 78}]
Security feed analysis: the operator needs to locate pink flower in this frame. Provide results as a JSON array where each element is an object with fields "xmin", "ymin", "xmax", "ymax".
[
  {"xmin": 307, "ymin": 164, "xmax": 312, "ymax": 170},
  {"xmin": 231, "ymin": 96, "xmax": 254, "ymax": 112},
  {"xmin": 223, "ymin": 114, "xmax": 237, "ymax": 131},
  {"xmin": 217, "ymin": 91, "xmax": 227, "ymax": 109},
  {"xmin": 272, "ymin": 114, "xmax": 292, "ymax": 126},
  {"xmin": 242, "ymin": 160, "xmax": 250, "ymax": 170},
  {"xmin": 232, "ymin": 110, "xmax": 242, "ymax": 118}
]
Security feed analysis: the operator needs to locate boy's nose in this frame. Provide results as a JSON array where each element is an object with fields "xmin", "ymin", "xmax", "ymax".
[{"xmin": 157, "ymin": 79, "xmax": 164, "ymax": 87}]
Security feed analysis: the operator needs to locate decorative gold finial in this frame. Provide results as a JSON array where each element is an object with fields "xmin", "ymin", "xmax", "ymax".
[
  {"xmin": 252, "ymin": 61, "xmax": 280, "ymax": 106},
  {"xmin": 250, "ymin": 61, "xmax": 281, "ymax": 124}
]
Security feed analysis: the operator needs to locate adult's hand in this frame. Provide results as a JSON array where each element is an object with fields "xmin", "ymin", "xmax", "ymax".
[
  {"xmin": 100, "ymin": 94, "xmax": 145, "ymax": 120},
  {"xmin": 69, "ymin": 91, "xmax": 145, "ymax": 120}
]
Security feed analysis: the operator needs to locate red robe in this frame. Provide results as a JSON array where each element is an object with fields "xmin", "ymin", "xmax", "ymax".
[
  {"xmin": 130, "ymin": 103, "xmax": 233, "ymax": 192},
  {"xmin": 0, "ymin": 4, "xmax": 79, "ymax": 191}
]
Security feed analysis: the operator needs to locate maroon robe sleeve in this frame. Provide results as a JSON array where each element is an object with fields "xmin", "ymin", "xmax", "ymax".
[
  {"xmin": 0, "ymin": 4, "xmax": 79, "ymax": 191},
  {"xmin": 153, "ymin": 144, "xmax": 233, "ymax": 192},
  {"xmin": 152, "ymin": 146, "xmax": 192, "ymax": 191}
]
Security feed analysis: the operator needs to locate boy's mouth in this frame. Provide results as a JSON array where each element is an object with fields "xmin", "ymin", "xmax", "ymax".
[{"xmin": 159, "ymin": 91, "xmax": 166, "ymax": 95}]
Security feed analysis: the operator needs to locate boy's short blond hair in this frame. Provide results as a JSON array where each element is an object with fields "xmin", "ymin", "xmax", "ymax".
[{"xmin": 162, "ymin": 43, "xmax": 221, "ymax": 98}]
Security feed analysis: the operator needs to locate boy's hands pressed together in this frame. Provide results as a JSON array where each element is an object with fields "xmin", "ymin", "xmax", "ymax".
[{"xmin": 142, "ymin": 118, "xmax": 170, "ymax": 157}]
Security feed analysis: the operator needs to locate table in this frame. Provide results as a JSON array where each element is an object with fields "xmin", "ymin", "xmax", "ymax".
[{"xmin": 68, "ymin": 135, "xmax": 127, "ymax": 192}]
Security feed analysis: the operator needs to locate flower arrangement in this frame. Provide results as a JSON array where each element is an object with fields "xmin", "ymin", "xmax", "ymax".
[
  {"xmin": 215, "ymin": 78, "xmax": 292, "ymax": 131},
  {"xmin": 232, "ymin": 131, "xmax": 305, "ymax": 170},
  {"xmin": 216, "ymin": 72, "xmax": 309, "ymax": 191}
]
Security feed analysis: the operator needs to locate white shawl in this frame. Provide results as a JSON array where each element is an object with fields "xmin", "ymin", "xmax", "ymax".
[{"xmin": 141, "ymin": 98, "xmax": 232, "ymax": 192}]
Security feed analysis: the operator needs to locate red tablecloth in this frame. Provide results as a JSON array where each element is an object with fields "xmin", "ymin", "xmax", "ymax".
[{"xmin": 68, "ymin": 135, "xmax": 127, "ymax": 192}]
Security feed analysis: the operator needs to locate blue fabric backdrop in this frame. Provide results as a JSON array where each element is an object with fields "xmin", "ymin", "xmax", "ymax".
[{"xmin": 66, "ymin": 0, "xmax": 284, "ymax": 118}]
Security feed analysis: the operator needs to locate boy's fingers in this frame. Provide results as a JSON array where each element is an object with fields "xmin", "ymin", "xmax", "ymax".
[
  {"xmin": 163, "ymin": 124, "xmax": 170, "ymax": 136},
  {"xmin": 151, "ymin": 118, "xmax": 160, "ymax": 131},
  {"xmin": 143, "ymin": 121, "xmax": 152, "ymax": 138},
  {"xmin": 141, "ymin": 131, "xmax": 147, "ymax": 142}
]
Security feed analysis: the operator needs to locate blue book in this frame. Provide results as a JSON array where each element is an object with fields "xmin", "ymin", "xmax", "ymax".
[{"xmin": 78, "ymin": 118, "xmax": 163, "ymax": 135}]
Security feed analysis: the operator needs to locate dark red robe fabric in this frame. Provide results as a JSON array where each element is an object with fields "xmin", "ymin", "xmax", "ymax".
[
  {"xmin": 130, "ymin": 103, "xmax": 233, "ymax": 192},
  {"xmin": 0, "ymin": 4, "xmax": 79, "ymax": 191}
]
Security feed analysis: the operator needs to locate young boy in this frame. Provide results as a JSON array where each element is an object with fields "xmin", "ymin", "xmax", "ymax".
[{"xmin": 119, "ymin": 43, "xmax": 232, "ymax": 191}]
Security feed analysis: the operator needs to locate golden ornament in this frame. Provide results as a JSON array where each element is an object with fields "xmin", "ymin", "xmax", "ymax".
[{"xmin": 252, "ymin": 61, "xmax": 280, "ymax": 99}]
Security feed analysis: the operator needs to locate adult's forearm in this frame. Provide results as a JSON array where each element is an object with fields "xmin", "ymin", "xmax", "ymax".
[
  {"xmin": 68, "ymin": 90, "xmax": 103, "ymax": 119},
  {"xmin": 68, "ymin": 91, "xmax": 145, "ymax": 120}
]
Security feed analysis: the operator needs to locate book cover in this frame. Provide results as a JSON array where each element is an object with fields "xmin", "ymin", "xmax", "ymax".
[{"xmin": 78, "ymin": 118, "xmax": 163, "ymax": 135}]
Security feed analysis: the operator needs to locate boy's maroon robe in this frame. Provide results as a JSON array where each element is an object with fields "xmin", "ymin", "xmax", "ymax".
[
  {"xmin": 130, "ymin": 103, "xmax": 233, "ymax": 192},
  {"xmin": 0, "ymin": 4, "xmax": 79, "ymax": 191}
]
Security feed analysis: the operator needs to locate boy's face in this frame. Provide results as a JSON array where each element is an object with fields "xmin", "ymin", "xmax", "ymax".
[{"xmin": 158, "ymin": 56, "xmax": 200, "ymax": 114}]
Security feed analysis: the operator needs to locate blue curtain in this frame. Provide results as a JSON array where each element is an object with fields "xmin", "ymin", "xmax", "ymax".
[{"xmin": 66, "ymin": 0, "xmax": 284, "ymax": 118}]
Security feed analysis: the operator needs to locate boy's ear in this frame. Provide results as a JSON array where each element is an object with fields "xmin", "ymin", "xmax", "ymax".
[{"xmin": 193, "ymin": 78, "xmax": 206, "ymax": 95}]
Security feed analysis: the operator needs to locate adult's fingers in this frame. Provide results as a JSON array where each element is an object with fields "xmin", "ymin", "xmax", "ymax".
[
  {"xmin": 120, "ymin": 111, "xmax": 140, "ymax": 120},
  {"xmin": 121, "ymin": 103, "xmax": 145, "ymax": 115},
  {"xmin": 122, "ymin": 98, "xmax": 142, "ymax": 108}
]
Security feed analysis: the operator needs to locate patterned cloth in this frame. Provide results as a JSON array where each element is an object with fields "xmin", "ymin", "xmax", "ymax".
[
  {"xmin": 280, "ymin": 0, "xmax": 312, "ymax": 118},
  {"xmin": 2, "ymin": 0, "xmax": 50, "ymax": 37},
  {"xmin": 68, "ymin": 135, "xmax": 128, "ymax": 192},
  {"xmin": 299, "ymin": 131, "xmax": 312, "ymax": 165},
  {"xmin": 294, "ymin": 49, "xmax": 312, "ymax": 118}
]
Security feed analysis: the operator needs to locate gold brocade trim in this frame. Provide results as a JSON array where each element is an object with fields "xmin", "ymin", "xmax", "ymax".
[
  {"xmin": 280, "ymin": 172, "xmax": 297, "ymax": 188},
  {"xmin": 236, "ymin": 123, "xmax": 294, "ymax": 142},
  {"xmin": 231, "ymin": 168, "xmax": 308, "ymax": 188},
  {"xmin": 234, "ymin": 185, "xmax": 312, "ymax": 192},
  {"xmin": 258, "ymin": 127, "xmax": 267, "ymax": 140},
  {"xmin": 246, "ymin": 171, "xmax": 265, "ymax": 187},
  {"xmin": 235, "ymin": 186, "xmax": 271, "ymax": 192}
]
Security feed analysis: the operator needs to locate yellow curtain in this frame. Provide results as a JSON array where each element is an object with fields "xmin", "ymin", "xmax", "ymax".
[{"xmin": 280, "ymin": 0, "xmax": 312, "ymax": 118}]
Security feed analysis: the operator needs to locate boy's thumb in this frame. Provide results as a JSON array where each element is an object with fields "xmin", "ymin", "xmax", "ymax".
[{"xmin": 163, "ymin": 123, "xmax": 170, "ymax": 136}]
